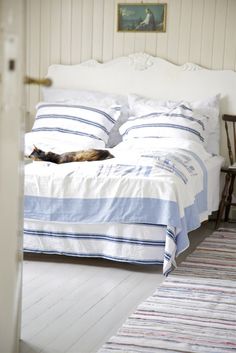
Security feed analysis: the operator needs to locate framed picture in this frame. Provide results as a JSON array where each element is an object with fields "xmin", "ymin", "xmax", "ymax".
[{"xmin": 117, "ymin": 3, "xmax": 167, "ymax": 32}]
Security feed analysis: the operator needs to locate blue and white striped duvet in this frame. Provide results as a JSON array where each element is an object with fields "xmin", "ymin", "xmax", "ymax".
[{"xmin": 24, "ymin": 138, "xmax": 211, "ymax": 275}]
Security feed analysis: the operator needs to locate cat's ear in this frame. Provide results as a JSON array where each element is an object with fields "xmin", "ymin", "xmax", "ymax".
[{"xmin": 33, "ymin": 145, "xmax": 40, "ymax": 151}]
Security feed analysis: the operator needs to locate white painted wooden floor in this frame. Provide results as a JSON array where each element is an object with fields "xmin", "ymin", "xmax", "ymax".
[{"xmin": 20, "ymin": 221, "xmax": 218, "ymax": 353}]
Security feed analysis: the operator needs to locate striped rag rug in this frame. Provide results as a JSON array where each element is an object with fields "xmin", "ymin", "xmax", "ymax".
[{"xmin": 98, "ymin": 228, "xmax": 236, "ymax": 353}]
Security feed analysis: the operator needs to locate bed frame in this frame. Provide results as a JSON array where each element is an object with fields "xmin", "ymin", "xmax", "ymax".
[
  {"xmin": 24, "ymin": 53, "xmax": 236, "ymax": 274},
  {"xmin": 47, "ymin": 52, "xmax": 236, "ymax": 160}
]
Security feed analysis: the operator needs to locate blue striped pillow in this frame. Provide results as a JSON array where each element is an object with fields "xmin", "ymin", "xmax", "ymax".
[
  {"xmin": 31, "ymin": 102, "xmax": 121, "ymax": 148},
  {"xmin": 120, "ymin": 101, "xmax": 208, "ymax": 144}
]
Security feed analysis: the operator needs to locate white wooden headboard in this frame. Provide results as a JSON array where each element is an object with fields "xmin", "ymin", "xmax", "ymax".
[{"xmin": 47, "ymin": 53, "xmax": 236, "ymax": 159}]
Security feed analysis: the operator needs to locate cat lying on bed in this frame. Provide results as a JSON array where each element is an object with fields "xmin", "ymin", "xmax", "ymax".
[{"xmin": 28, "ymin": 146, "xmax": 114, "ymax": 164}]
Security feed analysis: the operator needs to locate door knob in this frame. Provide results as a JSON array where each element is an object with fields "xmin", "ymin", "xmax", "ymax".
[{"xmin": 24, "ymin": 76, "xmax": 52, "ymax": 87}]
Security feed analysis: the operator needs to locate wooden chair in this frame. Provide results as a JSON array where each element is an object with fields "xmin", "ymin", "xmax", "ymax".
[{"xmin": 215, "ymin": 114, "xmax": 236, "ymax": 229}]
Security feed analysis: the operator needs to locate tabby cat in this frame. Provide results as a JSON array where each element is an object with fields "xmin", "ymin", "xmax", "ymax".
[{"xmin": 29, "ymin": 145, "xmax": 114, "ymax": 164}]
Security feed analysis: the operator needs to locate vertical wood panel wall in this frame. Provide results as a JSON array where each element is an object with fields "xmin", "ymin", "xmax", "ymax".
[{"xmin": 26, "ymin": 0, "xmax": 236, "ymax": 120}]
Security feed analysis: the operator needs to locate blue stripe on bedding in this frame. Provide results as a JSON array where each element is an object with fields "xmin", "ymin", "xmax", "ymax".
[
  {"xmin": 155, "ymin": 161, "xmax": 188, "ymax": 184},
  {"xmin": 142, "ymin": 154, "xmax": 189, "ymax": 183},
  {"xmin": 23, "ymin": 248, "xmax": 164, "ymax": 265},
  {"xmin": 145, "ymin": 149, "xmax": 208, "ymax": 219},
  {"xmin": 24, "ymin": 146, "xmax": 207, "ymax": 252},
  {"xmin": 36, "ymin": 114, "xmax": 110, "ymax": 135},
  {"xmin": 164, "ymin": 252, "xmax": 172, "ymax": 261},
  {"xmin": 31, "ymin": 127, "xmax": 103, "ymax": 140},
  {"xmin": 135, "ymin": 112, "xmax": 205, "ymax": 130},
  {"xmin": 166, "ymin": 228, "xmax": 177, "ymax": 243},
  {"xmin": 23, "ymin": 229, "xmax": 165, "ymax": 246},
  {"xmin": 180, "ymin": 104, "xmax": 192, "ymax": 111},
  {"xmin": 97, "ymin": 164, "xmax": 153, "ymax": 177},
  {"xmin": 24, "ymin": 195, "xmax": 203, "ymax": 255},
  {"xmin": 24, "ymin": 196, "xmax": 181, "ymax": 227},
  {"xmin": 122, "ymin": 123, "xmax": 205, "ymax": 142},
  {"xmin": 186, "ymin": 149, "xmax": 208, "ymax": 213},
  {"xmin": 38, "ymin": 103, "xmax": 116, "ymax": 124}
]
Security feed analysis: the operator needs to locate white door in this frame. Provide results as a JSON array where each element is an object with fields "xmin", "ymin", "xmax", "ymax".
[{"xmin": 0, "ymin": 0, "xmax": 25, "ymax": 352}]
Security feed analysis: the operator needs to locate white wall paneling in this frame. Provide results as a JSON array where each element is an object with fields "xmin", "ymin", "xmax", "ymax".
[
  {"xmin": 26, "ymin": 0, "xmax": 236, "ymax": 152},
  {"xmin": 188, "ymin": 0, "xmax": 204, "ymax": 64},
  {"xmin": 92, "ymin": 0, "xmax": 104, "ymax": 61},
  {"xmin": 177, "ymin": 0, "xmax": 193, "ymax": 64},
  {"xmin": 224, "ymin": 0, "xmax": 236, "ymax": 70},
  {"xmin": 212, "ymin": 0, "xmax": 228, "ymax": 70},
  {"xmin": 50, "ymin": 0, "xmax": 61, "ymax": 64},
  {"xmin": 61, "ymin": 0, "xmax": 72, "ymax": 64},
  {"xmin": 200, "ymin": 0, "xmax": 216, "ymax": 69},
  {"xmin": 81, "ymin": 0, "xmax": 93, "ymax": 62},
  {"xmin": 71, "ymin": 0, "xmax": 83, "ymax": 64},
  {"xmin": 166, "ymin": 0, "xmax": 181, "ymax": 62}
]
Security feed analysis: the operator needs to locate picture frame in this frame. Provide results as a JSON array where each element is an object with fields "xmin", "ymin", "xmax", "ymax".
[{"xmin": 117, "ymin": 3, "xmax": 167, "ymax": 33}]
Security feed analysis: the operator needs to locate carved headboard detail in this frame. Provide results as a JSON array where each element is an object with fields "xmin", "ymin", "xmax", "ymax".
[{"xmin": 47, "ymin": 53, "xmax": 236, "ymax": 158}]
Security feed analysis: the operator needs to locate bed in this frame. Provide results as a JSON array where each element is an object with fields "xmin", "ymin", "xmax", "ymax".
[{"xmin": 24, "ymin": 53, "xmax": 236, "ymax": 275}]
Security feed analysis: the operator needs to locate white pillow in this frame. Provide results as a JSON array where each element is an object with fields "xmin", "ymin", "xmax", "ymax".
[
  {"xmin": 127, "ymin": 94, "xmax": 220, "ymax": 153},
  {"xmin": 191, "ymin": 95, "xmax": 220, "ymax": 154},
  {"xmin": 122, "ymin": 97, "xmax": 209, "ymax": 145},
  {"xmin": 25, "ymin": 102, "xmax": 120, "ymax": 155},
  {"xmin": 42, "ymin": 87, "xmax": 128, "ymax": 147},
  {"xmin": 24, "ymin": 132, "xmax": 105, "ymax": 156},
  {"xmin": 42, "ymin": 87, "xmax": 126, "ymax": 107}
]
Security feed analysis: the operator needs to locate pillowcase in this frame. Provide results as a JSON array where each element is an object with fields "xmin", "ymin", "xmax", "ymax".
[
  {"xmin": 42, "ymin": 87, "xmax": 126, "ymax": 107},
  {"xmin": 124, "ymin": 94, "xmax": 220, "ymax": 153},
  {"xmin": 25, "ymin": 102, "xmax": 120, "ymax": 155},
  {"xmin": 121, "ymin": 96, "xmax": 209, "ymax": 145},
  {"xmin": 42, "ymin": 87, "xmax": 129, "ymax": 147},
  {"xmin": 24, "ymin": 132, "xmax": 105, "ymax": 157},
  {"xmin": 190, "ymin": 95, "xmax": 220, "ymax": 154}
]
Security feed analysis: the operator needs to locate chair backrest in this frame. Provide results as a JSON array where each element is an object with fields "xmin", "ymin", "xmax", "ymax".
[{"xmin": 223, "ymin": 114, "xmax": 236, "ymax": 165}]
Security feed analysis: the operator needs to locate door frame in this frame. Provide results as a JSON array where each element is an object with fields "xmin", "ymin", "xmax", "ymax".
[{"xmin": 0, "ymin": 1, "xmax": 25, "ymax": 352}]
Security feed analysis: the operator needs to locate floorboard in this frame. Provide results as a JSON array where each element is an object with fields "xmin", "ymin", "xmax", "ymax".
[{"xmin": 20, "ymin": 221, "xmax": 227, "ymax": 353}]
